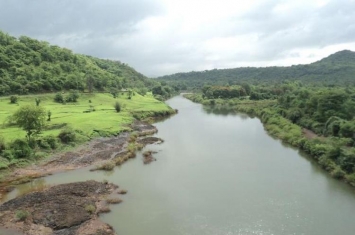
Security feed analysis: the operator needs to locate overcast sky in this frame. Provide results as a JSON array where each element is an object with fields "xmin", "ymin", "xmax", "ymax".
[{"xmin": 0, "ymin": 0, "xmax": 354, "ymax": 77}]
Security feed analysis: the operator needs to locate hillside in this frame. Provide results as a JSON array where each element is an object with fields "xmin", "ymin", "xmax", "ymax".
[
  {"xmin": 0, "ymin": 30, "xmax": 155, "ymax": 96},
  {"xmin": 158, "ymin": 50, "xmax": 355, "ymax": 88}
]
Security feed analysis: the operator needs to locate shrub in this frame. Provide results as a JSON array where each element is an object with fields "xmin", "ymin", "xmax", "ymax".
[
  {"xmin": 10, "ymin": 139, "xmax": 32, "ymax": 159},
  {"xmin": 85, "ymin": 204, "xmax": 96, "ymax": 214},
  {"xmin": 58, "ymin": 128, "xmax": 76, "ymax": 143},
  {"xmin": 1, "ymin": 150, "xmax": 14, "ymax": 160},
  {"xmin": 114, "ymin": 101, "xmax": 121, "ymax": 112},
  {"xmin": 10, "ymin": 95, "xmax": 18, "ymax": 104},
  {"xmin": 54, "ymin": 93, "xmax": 64, "ymax": 103},
  {"xmin": 331, "ymin": 167, "xmax": 346, "ymax": 179},
  {"xmin": 44, "ymin": 135, "xmax": 58, "ymax": 149},
  {"xmin": 35, "ymin": 98, "xmax": 41, "ymax": 106},
  {"xmin": 66, "ymin": 90, "xmax": 79, "ymax": 102},
  {"xmin": 345, "ymin": 173, "xmax": 355, "ymax": 186},
  {"xmin": 0, "ymin": 136, "xmax": 5, "ymax": 153},
  {"xmin": 37, "ymin": 136, "xmax": 58, "ymax": 150},
  {"xmin": 47, "ymin": 110, "xmax": 52, "ymax": 121},
  {"xmin": 93, "ymin": 161, "xmax": 115, "ymax": 171},
  {"xmin": 15, "ymin": 210, "xmax": 29, "ymax": 221}
]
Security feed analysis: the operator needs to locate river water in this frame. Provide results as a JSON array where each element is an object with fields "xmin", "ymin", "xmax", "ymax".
[{"xmin": 4, "ymin": 95, "xmax": 355, "ymax": 235}]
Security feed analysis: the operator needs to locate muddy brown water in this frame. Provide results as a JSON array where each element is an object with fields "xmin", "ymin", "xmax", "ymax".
[{"xmin": 2, "ymin": 95, "xmax": 355, "ymax": 235}]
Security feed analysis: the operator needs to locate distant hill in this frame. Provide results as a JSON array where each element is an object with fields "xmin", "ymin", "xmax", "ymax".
[
  {"xmin": 0, "ymin": 30, "xmax": 154, "ymax": 96},
  {"xmin": 157, "ymin": 50, "xmax": 355, "ymax": 87}
]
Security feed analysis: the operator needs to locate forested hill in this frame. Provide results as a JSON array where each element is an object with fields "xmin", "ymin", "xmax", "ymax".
[
  {"xmin": 158, "ymin": 50, "xmax": 355, "ymax": 88},
  {"xmin": 0, "ymin": 30, "xmax": 154, "ymax": 96}
]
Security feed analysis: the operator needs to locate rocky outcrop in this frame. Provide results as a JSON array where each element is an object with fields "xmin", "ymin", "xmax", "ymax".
[{"xmin": 0, "ymin": 181, "xmax": 121, "ymax": 235}]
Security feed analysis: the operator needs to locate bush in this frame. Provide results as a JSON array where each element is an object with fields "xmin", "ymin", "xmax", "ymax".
[
  {"xmin": 331, "ymin": 167, "xmax": 346, "ymax": 179},
  {"xmin": 54, "ymin": 93, "xmax": 64, "ymax": 103},
  {"xmin": 345, "ymin": 173, "xmax": 355, "ymax": 186},
  {"xmin": 58, "ymin": 128, "xmax": 76, "ymax": 143},
  {"xmin": 15, "ymin": 210, "xmax": 29, "ymax": 221},
  {"xmin": 35, "ymin": 98, "xmax": 41, "ymax": 106},
  {"xmin": 114, "ymin": 101, "xmax": 121, "ymax": 112},
  {"xmin": 93, "ymin": 161, "xmax": 115, "ymax": 171},
  {"xmin": 37, "ymin": 137, "xmax": 53, "ymax": 150},
  {"xmin": 10, "ymin": 139, "xmax": 32, "ymax": 159},
  {"xmin": 85, "ymin": 204, "xmax": 96, "ymax": 214},
  {"xmin": 66, "ymin": 90, "xmax": 79, "ymax": 102},
  {"xmin": 44, "ymin": 135, "xmax": 58, "ymax": 149},
  {"xmin": 0, "ymin": 136, "xmax": 5, "ymax": 154},
  {"xmin": 1, "ymin": 150, "xmax": 14, "ymax": 160},
  {"xmin": 10, "ymin": 95, "xmax": 18, "ymax": 104}
]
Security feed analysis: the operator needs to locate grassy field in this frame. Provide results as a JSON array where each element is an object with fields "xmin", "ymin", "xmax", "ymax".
[{"xmin": 0, "ymin": 92, "xmax": 172, "ymax": 143}]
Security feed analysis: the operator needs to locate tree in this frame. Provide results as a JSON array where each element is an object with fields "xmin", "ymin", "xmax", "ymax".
[
  {"xmin": 54, "ymin": 93, "xmax": 64, "ymax": 103},
  {"xmin": 114, "ymin": 101, "xmax": 121, "ymax": 112},
  {"xmin": 35, "ymin": 98, "xmax": 41, "ymax": 106},
  {"xmin": 47, "ymin": 110, "xmax": 52, "ymax": 121},
  {"xmin": 86, "ymin": 76, "xmax": 95, "ymax": 93},
  {"xmin": 10, "ymin": 95, "xmax": 18, "ymax": 104},
  {"xmin": 66, "ymin": 90, "xmax": 79, "ymax": 102},
  {"xmin": 12, "ymin": 105, "xmax": 46, "ymax": 142}
]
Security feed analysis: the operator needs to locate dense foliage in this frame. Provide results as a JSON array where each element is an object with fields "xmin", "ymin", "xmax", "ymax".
[
  {"xmin": 158, "ymin": 50, "xmax": 355, "ymax": 89},
  {"xmin": 0, "ymin": 30, "xmax": 165, "ymax": 95},
  {"xmin": 12, "ymin": 105, "xmax": 46, "ymax": 141},
  {"xmin": 0, "ymin": 30, "xmax": 178, "ymax": 172}
]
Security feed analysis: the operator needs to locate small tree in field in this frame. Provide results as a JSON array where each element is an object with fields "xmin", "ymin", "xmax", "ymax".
[
  {"xmin": 114, "ymin": 102, "xmax": 121, "ymax": 112},
  {"xmin": 10, "ymin": 95, "xmax": 18, "ymax": 104},
  {"xmin": 35, "ymin": 98, "xmax": 41, "ymax": 106},
  {"xmin": 47, "ymin": 110, "xmax": 52, "ymax": 121},
  {"xmin": 12, "ymin": 105, "xmax": 46, "ymax": 142}
]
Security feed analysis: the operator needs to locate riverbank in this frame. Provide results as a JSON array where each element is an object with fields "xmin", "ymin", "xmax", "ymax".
[
  {"xmin": 184, "ymin": 93, "xmax": 355, "ymax": 187},
  {"xmin": 0, "ymin": 121, "xmax": 165, "ymax": 200},
  {"xmin": 0, "ymin": 119, "xmax": 168, "ymax": 234}
]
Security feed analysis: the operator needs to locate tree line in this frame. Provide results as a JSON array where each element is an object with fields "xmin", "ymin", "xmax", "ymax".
[{"xmin": 0, "ymin": 30, "xmax": 174, "ymax": 97}]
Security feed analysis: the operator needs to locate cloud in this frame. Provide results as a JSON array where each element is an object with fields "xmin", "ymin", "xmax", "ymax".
[{"xmin": 0, "ymin": 0, "xmax": 354, "ymax": 76}]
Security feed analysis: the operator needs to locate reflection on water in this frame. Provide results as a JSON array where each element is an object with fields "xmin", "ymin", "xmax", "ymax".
[
  {"xmin": 203, "ymin": 105, "xmax": 256, "ymax": 119},
  {"xmin": 3, "ymin": 95, "xmax": 355, "ymax": 235},
  {"xmin": 2, "ymin": 178, "xmax": 48, "ymax": 202}
]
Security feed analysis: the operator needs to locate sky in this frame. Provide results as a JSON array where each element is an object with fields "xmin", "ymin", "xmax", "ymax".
[{"xmin": 0, "ymin": 0, "xmax": 354, "ymax": 77}]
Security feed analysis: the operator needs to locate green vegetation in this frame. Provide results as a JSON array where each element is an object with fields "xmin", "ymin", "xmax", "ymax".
[
  {"xmin": 0, "ymin": 92, "xmax": 174, "ymax": 170},
  {"xmin": 114, "ymin": 101, "xmax": 121, "ymax": 113},
  {"xmin": 0, "ymin": 30, "xmax": 178, "ymax": 99},
  {"xmin": 10, "ymin": 95, "xmax": 18, "ymax": 104},
  {"xmin": 158, "ymin": 50, "xmax": 355, "ymax": 89},
  {"xmin": 12, "ymin": 105, "xmax": 46, "ymax": 142},
  {"xmin": 0, "ymin": 30, "xmax": 178, "ymax": 173},
  {"xmin": 15, "ymin": 210, "xmax": 29, "ymax": 221},
  {"xmin": 84, "ymin": 204, "xmax": 96, "ymax": 214},
  {"xmin": 93, "ymin": 161, "xmax": 116, "ymax": 171}
]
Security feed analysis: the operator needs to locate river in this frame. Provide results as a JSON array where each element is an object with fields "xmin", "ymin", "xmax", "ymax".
[{"xmin": 4, "ymin": 95, "xmax": 355, "ymax": 235}]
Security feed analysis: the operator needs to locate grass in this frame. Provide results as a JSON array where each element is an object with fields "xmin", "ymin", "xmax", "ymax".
[{"xmin": 0, "ymin": 92, "xmax": 172, "ymax": 143}]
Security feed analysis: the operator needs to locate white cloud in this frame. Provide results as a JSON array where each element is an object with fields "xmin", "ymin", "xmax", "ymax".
[{"xmin": 0, "ymin": 0, "xmax": 354, "ymax": 76}]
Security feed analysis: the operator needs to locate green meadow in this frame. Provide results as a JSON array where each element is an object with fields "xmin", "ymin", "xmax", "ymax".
[{"xmin": 0, "ymin": 92, "xmax": 172, "ymax": 143}]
